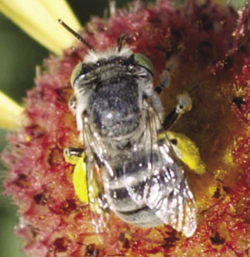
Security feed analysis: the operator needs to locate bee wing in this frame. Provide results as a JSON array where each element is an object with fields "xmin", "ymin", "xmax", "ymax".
[
  {"xmin": 121, "ymin": 108, "xmax": 197, "ymax": 237},
  {"xmin": 83, "ymin": 125, "xmax": 110, "ymax": 241},
  {"xmin": 146, "ymin": 144, "xmax": 197, "ymax": 237},
  {"xmin": 86, "ymin": 161, "xmax": 110, "ymax": 236}
]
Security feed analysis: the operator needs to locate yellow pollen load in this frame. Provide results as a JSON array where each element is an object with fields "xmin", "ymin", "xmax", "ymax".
[
  {"xmin": 161, "ymin": 131, "xmax": 206, "ymax": 175},
  {"xmin": 73, "ymin": 156, "xmax": 89, "ymax": 204},
  {"xmin": 64, "ymin": 150, "xmax": 100, "ymax": 206},
  {"xmin": 63, "ymin": 150, "xmax": 89, "ymax": 203}
]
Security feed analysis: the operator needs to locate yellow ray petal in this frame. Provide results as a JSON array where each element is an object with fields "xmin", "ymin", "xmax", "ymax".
[
  {"xmin": 0, "ymin": 0, "xmax": 81, "ymax": 55},
  {"xmin": 0, "ymin": 91, "xmax": 23, "ymax": 130}
]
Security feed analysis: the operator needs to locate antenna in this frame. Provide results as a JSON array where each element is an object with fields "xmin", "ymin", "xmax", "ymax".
[
  {"xmin": 58, "ymin": 19, "xmax": 94, "ymax": 51},
  {"xmin": 117, "ymin": 34, "xmax": 127, "ymax": 52}
]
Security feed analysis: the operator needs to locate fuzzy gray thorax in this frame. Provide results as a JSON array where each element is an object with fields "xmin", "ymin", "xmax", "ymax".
[{"xmin": 75, "ymin": 63, "xmax": 162, "ymax": 144}]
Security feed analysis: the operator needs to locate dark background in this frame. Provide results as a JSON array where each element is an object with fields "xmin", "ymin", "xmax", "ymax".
[{"xmin": 0, "ymin": 0, "xmax": 245, "ymax": 256}]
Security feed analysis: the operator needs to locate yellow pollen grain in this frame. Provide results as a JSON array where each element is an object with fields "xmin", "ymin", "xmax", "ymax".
[{"xmin": 25, "ymin": 135, "xmax": 31, "ymax": 142}]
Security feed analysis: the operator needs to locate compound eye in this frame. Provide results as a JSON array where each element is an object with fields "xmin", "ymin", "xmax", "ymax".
[
  {"xmin": 134, "ymin": 53, "xmax": 154, "ymax": 75},
  {"xmin": 71, "ymin": 63, "xmax": 94, "ymax": 86},
  {"xmin": 70, "ymin": 62, "xmax": 82, "ymax": 86}
]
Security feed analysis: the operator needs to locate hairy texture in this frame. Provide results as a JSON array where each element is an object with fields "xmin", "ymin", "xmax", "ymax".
[{"xmin": 2, "ymin": 1, "xmax": 250, "ymax": 256}]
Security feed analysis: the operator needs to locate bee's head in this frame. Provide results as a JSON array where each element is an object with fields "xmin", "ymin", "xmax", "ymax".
[{"xmin": 70, "ymin": 48, "xmax": 154, "ymax": 87}]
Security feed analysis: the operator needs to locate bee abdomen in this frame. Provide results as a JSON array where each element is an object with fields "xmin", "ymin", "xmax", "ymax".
[{"xmin": 116, "ymin": 205, "xmax": 162, "ymax": 227}]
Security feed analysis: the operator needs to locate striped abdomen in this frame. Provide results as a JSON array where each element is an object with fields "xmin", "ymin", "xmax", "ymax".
[{"xmin": 103, "ymin": 148, "xmax": 186, "ymax": 228}]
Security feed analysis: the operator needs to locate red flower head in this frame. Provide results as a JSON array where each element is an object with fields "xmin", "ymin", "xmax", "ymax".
[{"xmin": 2, "ymin": 1, "xmax": 250, "ymax": 256}]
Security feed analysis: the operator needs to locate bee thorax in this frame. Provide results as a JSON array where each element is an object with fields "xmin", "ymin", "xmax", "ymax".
[{"xmin": 89, "ymin": 76, "xmax": 140, "ymax": 137}]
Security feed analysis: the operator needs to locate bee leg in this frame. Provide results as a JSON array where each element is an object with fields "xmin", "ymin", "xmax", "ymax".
[
  {"xmin": 162, "ymin": 92, "xmax": 192, "ymax": 130},
  {"xmin": 155, "ymin": 68, "xmax": 171, "ymax": 94},
  {"xmin": 68, "ymin": 93, "xmax": 77, "ymax": 115},
  {"xmin": 64, "ymin": 147, "xmax": 84, "ymax": 164},
  {"xmin": 155, "ymin": 55, "xmax": 177, "ymax": 94}
]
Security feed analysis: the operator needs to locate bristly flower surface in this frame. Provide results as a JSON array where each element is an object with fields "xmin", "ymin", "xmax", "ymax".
[{"xmin": 2, "ymin": 1, "xmax": 250, "ymax": 256}]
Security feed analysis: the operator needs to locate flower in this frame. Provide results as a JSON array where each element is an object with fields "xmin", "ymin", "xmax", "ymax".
[
  {"xmin": 0, "ymin": 91, "xmax": 23, "ymax": 130},
  {"xmin": 1, "ymin": 0, "xmax": 250, "ymax": 256},
  {"xmin": 0, "ymin": 0, "xmax": 81, "ymax": 55}
]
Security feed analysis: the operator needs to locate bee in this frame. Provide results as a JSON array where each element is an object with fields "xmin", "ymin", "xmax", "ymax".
[{"xmin": 60, "ymin": 20, "xmax": 201, "ymax": 239}]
